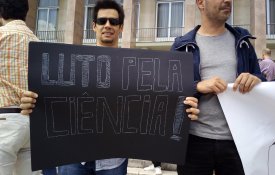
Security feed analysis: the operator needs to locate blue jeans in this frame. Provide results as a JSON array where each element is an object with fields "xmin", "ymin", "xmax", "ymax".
[
  {"xmin": 58, "ymin": 161, "xmax": 96, "ymax": 175},
  {"xmin": 177, "ymin": 134, "xmax": 245, "ymax": 175},
  {"xmin": 96, "ymin": 159, "xmax": 128, "ymax": 175},
  {"xmin": 42, "ymin": 168, "xmax": 57, "ymax": 175}
]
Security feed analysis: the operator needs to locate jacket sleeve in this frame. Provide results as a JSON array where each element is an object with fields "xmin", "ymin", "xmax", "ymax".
[
  {"xmin": 170, "ymin": 40, "xmax": 177, "ymax": 51},
  {"xmin": 234, "ymin": 26, "xmax": 266, "ymax": 82},
  {"xmin": 170, "ymin": 41, "xmax": 202, "ymax": 98}
]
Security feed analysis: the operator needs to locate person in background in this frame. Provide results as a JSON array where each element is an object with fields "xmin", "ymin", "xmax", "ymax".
[
  {"xmin": 171, "ymin": 0, "xmax": 265, "ymax": 174},
  {"xmin": 0, "ymin": 0, "xmax": 40, "ymax": 174},
  {"xmin": 259, "ymin": 48, "xmax": 275, "ymax": 81}
]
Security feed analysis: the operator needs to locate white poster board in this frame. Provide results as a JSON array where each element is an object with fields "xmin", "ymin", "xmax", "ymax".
[{"xmin": 217, "ymin": 82, "xmax": 275, "ymax": 175}]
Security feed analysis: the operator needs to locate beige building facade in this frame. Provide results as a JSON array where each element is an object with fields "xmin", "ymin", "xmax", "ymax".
[{"xmin": 26, "ymin": 0, "xmax": 275, "ymax": 59}]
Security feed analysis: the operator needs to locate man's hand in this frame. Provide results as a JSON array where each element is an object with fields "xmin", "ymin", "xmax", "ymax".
[
  {"xmin": 20, "ymin": 91, "xmax": 38, "ymax": 115},
  {"xmin": 184, "ymin": 97, "xmax": 200, "ymax": 120},
  {"xmin": 233, "ymin": 73, "xmax": 261, "ymax": 93},
  {"xmin": 197, "ymin": 76, "xmax": 227, "ymax": 94}
]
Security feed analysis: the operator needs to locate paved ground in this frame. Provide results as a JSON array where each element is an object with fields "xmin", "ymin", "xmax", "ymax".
[
  {"xmin": 127, "ymin": 167, "xmax": 177, "ymax": 175},
  {"xmin": 127, "ymin": 159, "xmax": 177, "ymax": 175}
]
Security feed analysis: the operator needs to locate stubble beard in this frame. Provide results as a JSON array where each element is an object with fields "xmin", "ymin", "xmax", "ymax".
[
  {"xmin": 204, "ymin": 0, "xmax": 231, "ymax": 24},
  {"xmin": 205, "ymin": 9, "xmax": 230, "ymax": 24},
  {"xmin": 101, "ymin": 38, "xmax": 114, "ymax": 44}
]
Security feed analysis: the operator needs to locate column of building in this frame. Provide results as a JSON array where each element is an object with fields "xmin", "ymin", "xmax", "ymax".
[
  {"xmin": 138, "ymin": 0, "xmax": 156, "ymax": 45},
  {"xmin": 250, "ymin": 0, "xmax": 267, "ymax": 57},
  {"xmin": 122, "ymin": 0, "xmax": 136, "ymax": 48},
  {"xmin": 184, "ymin": 0, "xmax": 196, "ymax": 34},
  {"xmin": 64, "ymin": 0, "xmax": 84, "ymax": 44},
  {"xmin": 26, "ymin": 0, "xmax": 38, "ymax": 32}
]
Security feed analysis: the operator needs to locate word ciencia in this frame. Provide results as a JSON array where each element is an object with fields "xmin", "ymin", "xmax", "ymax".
[
  {"xmin": 44, "ymin": 95, "xmax": 175, "ymax": 138},
  {"xmin": 41, "ymin": 53, "xmax": 185, "ymax": 92}
]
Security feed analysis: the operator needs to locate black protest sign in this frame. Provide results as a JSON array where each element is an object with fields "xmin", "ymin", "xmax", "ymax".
[{"xmin": 28, "ymin": 42, "xmax": 194, "ymax": 171}]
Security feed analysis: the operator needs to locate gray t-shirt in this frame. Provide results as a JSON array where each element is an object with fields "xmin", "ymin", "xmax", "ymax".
[{"xmin": 189, "ymin": 30, "xmax": 237, "ymax": 140}]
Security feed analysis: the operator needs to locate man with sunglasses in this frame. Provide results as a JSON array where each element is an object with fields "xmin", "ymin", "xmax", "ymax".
[
  {"xmin": 20, "ymin": 1, "xmax": 126, "ymax": 175},
  {"xmin": 20, "ymin": 0, "xmax": 200, "ymax": 175},
  {"xmin": 57, "ymin": 2, "xmax": 127, "ymax": 175}
]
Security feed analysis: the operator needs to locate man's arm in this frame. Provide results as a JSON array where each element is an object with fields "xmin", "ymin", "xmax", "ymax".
[
  {"xmin": 196, "ymin": 76, "xmax": 228, "ymax": 94},
  {"xmin": 247, "ymin": 40, "xmax": 266, "ymax": 82}
]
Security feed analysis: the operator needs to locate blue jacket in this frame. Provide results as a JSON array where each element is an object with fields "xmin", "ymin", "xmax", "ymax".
[{"xmin": 171, "ymin": 23, "xmax": 266, "ymax": 96}]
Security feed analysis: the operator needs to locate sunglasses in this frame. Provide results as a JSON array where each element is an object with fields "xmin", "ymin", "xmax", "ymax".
[{"xmin": 95, "ymin": 18, "xmax": 120, "ymax": 26}]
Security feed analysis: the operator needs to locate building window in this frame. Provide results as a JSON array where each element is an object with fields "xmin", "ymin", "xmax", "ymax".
[
  {"xmin": 83, "ymin": 0, "xmax": 95, "ymax": 39},
  {"xmin": 156, "ymin": 1, "xmax": 184, "ymax": 38},
  {"xmin": 36, "ymin": 0, "xmax": 59, "ymax": 40},
  {"xmin": 267, "ymin": 0, "xmax": 275, "ymax": 36},
  {"xmin": 37, "ymin": 0, "xmax": 58, "ymax": 32}
]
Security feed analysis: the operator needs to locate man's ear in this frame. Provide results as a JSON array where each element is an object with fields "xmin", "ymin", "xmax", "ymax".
[
  {"xmin": 119, "ymin": 24, "xmax": 124, "ymax": 32},
  {"xmin": 92, "ymin": 21, "xmax": 96, "ymax": 32},
  {"xmin": 196, "ymin": 0, "xmax": 204, "ymax": 10}
]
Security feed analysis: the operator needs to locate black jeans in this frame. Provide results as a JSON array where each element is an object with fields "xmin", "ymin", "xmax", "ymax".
[
  {"xmin": 152, "ymin": 161, "xmax": 161, "ymax": 167},
  {"xmin": 177, "ymin": 134, "xmax": 245, "ymax": 175}
]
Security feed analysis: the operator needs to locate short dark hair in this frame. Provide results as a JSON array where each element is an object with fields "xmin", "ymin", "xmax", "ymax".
[
  {"xmin": 0, "ymin": 0, "xmax": 29, "ymax": 21},
  {"xmin": 262, "ymin": 48, "xmax": 271, "ymax": 57},
  {"xmin": 93, "ymin": 0, "xmax": 125, "ymax": 25}
]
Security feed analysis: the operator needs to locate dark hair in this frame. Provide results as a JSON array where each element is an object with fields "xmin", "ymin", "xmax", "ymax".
[
  {"xmin": 0, "ymin": 0, "xmax": 29, "ymax": 21},
  {"xmin": 93, "ymin": 0, "xmax": 125, "ymax": 25}
]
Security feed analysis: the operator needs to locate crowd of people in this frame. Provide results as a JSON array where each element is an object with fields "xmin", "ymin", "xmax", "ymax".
[{"xmin": 0, "ymin": 0, "xmax": 270, "ymax": 175}]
